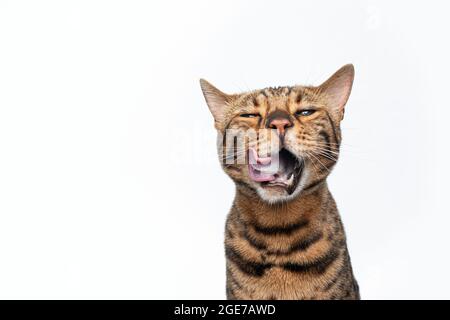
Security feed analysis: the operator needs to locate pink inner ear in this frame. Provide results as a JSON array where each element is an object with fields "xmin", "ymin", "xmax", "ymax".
[
  {"xmin": 200, "ymin": 79, "xmax": 232, "ymax": 123},
  {"xmin": 327, "ymin": 82, "xmax": 351, "ymax": 109},
  {"xmin": 319, "ymin": 65, "xmax": 354, "ymax": 112}
]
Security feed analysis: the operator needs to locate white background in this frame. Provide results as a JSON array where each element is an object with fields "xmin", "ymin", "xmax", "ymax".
[{"xmin": 0, "ymin": 0, "xmax": 448, "ymax": 299}]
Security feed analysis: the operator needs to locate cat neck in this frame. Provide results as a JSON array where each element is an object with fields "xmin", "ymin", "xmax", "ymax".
[{"xmin": 234, "ymin": 183, "xmax": 330, "ymax": 228}]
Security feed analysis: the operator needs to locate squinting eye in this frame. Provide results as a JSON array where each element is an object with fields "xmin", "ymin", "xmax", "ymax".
[
  {"xmin": 295, "ymin": 109, "xmax": 316, "ymax": 117},
  {"xmin": 240, "ymin": 113, "xmax": 260, "ymax": 118}
]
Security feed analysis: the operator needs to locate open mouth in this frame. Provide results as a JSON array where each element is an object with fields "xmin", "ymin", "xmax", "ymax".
[{"xmin": 248, "ymin": 147, "xmax": 303, "ymax": 193}]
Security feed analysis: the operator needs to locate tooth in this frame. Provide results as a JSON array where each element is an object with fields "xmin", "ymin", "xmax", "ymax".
[{"xmin": 287, "ymin": 173, "xmax": 294, "ymax": 185}]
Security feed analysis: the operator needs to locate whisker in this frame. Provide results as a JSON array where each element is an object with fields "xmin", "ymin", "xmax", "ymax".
[
  {"xmin": 306, "ymin": 151, "xmax": 331, "ymax": 173},
  {"xmin": 309, "ymin": 145, "xmax": 338, "ymax": 154},
  {"xmin": 310, "ymin": 150, "xmax": 340, "ymax": 160},
  {"xmin": 309, "ymin": 145, "xmax": 340, "ymax": 155},
  {"xmin": 304, "ymin": 152, "xmax": 322, "ymax": 177},
  {"xmin": 311, "ymin": 151, "xmax": 339, "ymax": 162}
]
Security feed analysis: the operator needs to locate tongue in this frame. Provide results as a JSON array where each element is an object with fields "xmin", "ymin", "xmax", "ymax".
[
  {"xmin": 248, "ymin": 148, "xmax": 278, "ymax": 182},
  {"xmin": 249, "ymin": 147, "xmax": 272, "ymax": 165}
]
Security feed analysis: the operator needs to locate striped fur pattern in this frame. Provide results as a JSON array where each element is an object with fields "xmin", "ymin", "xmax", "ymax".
[{"xmin": 200, "ymin": 64, "xmax": 359, "ymax": 300}]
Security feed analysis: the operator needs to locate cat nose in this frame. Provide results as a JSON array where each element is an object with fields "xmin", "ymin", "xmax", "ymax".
[{"xmin": 268, "ymin": 118, "xmax": 293, "ymax": 137}]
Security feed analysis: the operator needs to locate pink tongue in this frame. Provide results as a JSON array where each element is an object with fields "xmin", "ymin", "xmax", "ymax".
[
  {"xmin": 248, "ymin": 148, "xmax": 276, "ymax": 182},
  {"xmin": 249, "ymin": 148, "xmax": 272, "ymax": 165}
]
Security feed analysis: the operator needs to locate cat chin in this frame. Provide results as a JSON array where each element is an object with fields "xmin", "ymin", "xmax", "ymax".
[
  {"xmin": 252, "ymin": 168, "xmax": 311, "ymax": 204},
  {"xmin": 254, "ymin": 184, "xmax": 303, "ymax": 204}
]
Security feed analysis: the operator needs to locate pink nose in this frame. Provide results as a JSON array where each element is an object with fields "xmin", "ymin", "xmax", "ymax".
[{"xmin": 268, "ymin": 118, "xmax": 292, "ymax": 136}]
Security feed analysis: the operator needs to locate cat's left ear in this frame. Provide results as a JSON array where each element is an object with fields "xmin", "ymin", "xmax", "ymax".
[
  {"xmin": 200, "ymin": 79, "xmax": 235, "ymax": 128},
  {"xmin": 318, "ymin": 64, "xmax": 355, "ymax": 120}
]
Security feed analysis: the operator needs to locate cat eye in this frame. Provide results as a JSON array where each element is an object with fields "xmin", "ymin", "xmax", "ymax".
[
  {"xmin": 295, "ymin": 109, "xmax": 316, "ymax": 117},
  {"xmin": 240, "ymin": 113, "xmax": 260, "ymax": 118}
]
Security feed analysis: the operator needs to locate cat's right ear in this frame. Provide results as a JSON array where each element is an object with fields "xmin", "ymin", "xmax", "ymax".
[{"xmin": 200, "ymin": 79, "xmax": 233, "ymax": 126}]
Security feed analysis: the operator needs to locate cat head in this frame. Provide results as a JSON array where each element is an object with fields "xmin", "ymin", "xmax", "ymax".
[{"xmin": 200, "ymin": 64, "xmax": 354, "ymax": 203}]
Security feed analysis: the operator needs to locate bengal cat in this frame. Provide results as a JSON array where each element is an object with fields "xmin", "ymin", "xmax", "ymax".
[{"xmin": 200, "ymin": 64, "xmax": 360, "ymax": 300}]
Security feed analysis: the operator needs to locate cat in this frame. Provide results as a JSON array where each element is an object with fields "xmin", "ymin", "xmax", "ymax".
[{"xmin": 200, "ymin": 64, "xmax": 360, "ymax": 300}]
